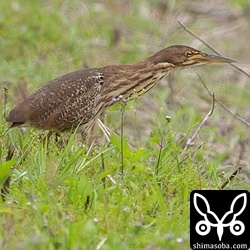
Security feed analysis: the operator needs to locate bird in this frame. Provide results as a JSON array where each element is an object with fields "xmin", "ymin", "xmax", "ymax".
[{"xmin": 6, "ymin": 45, "xmax": 235, "ymax": 137}]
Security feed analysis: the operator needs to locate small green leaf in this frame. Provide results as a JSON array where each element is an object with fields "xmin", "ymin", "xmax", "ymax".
[
  {"xmin": 0, "ymin": 159, "xmax": 15, "ymax": 187},
  {"xmin": 110, "ymin": 133, "xmax": 121, "ymax": 150},
  {"xmin": 133, "ymin": 149, "xmax": 153, "ymax": 162},
  {"xmin": 110, "ymin": 133, "xmax": 130, "ymax": 157},
  {"xmin": 99, "ymin": 168, "xmax": 116, "ymax": 180}
]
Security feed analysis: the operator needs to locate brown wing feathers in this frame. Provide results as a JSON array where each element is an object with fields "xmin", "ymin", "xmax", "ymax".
[{"xmin": 6, "ymin": 68, "xmax": 103, "ymax": 132}]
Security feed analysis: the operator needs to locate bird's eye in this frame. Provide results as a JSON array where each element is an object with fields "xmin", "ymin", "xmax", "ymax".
[{"xmin": 185, "ymin": 51, "xmax": 192, "ymax": 57}]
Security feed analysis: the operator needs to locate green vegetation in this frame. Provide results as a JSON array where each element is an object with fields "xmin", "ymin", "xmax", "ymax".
[{"xmin": 0, "ymin": 1, "xmax": 249, "ymax": 249}]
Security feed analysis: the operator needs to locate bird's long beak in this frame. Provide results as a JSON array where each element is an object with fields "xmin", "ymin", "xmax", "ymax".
[{"xmin": 196, "ymin": 52, "xmax": 236, "ymax": 64}]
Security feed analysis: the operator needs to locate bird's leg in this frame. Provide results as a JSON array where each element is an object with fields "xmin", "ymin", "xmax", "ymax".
[
  {"xmin": 55, "ymin": 132, "xmax": 69, "ymax": 148},
  {"xmin": 97, "ymin": 118, "xmax": 111, "ymax": 142},
  {"xmin": 43, "ymin": 131, "xmax": 67, "ymax": 148}
]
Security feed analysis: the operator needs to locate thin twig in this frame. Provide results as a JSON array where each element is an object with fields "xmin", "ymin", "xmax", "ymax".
[
  {"xmin": 120, "ymin": 102, "xmax": 125, "ymax": 179},
  {"xmin": 220, "ymin": 140, "xmax": 246, "ymax": 189},
  {"xmin": 177, "ymin": 20, "xmax": 250, "ymax": 78},
  {"xmin": 220, "ymin": 167, "xmax": 242, "ymax": 189},
  {"xmin": 115, "ymin": 96, "xmax": 127, "ymax": 181},
  {"xmin": 182, "ymin": 94, "xmax": 215, "ymax": 153},
  {"xmin": 155, "ymin": 136, "xmax": 164, "ymax": 176},
  {"xmin": 101, "ymin": 153, "xmax": 106, "ymax": 189},
  {"xmin": 197, "ymin": 74, "xmax": 250, "ymax": 128}
]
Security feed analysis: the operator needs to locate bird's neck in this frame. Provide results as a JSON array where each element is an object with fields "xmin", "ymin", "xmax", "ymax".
[{"xmin": 101, "ymin": 59, "xmax": 174, "ymax": 101}]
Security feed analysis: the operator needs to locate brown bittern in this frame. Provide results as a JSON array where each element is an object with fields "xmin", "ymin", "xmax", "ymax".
[{"xmin": 6, "ymin": 45, "xmax": 235, "ymax": 136}]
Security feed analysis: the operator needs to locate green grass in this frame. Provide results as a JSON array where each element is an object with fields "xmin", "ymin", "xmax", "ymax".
[
  {"xmin": 1, "ymin": 124, "xmax": 215, "ymax": 250},
  {"xmin": 1, "ymin": 0, "xmax": 250, "ymax": 249}
]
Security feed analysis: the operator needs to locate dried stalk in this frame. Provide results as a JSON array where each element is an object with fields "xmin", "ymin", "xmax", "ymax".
[
  {"xmin": 197, "ymin": 74, "xmax": 250, "ymax": 128},
  {"xmin": 182, "ymin": 94, "xmax": 215, "ymax": 153}
]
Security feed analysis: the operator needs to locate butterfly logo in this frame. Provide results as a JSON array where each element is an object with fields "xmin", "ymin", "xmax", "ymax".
[{"xmin": 193, "ymin": 193, "xmax": 247, "ymax": 241}]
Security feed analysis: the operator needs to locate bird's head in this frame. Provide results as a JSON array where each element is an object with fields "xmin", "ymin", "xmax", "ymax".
[{"xmin": 149, "ymin": 45, "xmax": 235, "ymax": 69}]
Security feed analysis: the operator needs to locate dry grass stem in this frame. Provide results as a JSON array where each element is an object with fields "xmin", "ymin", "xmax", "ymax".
[
  {"xmin": 220, "ymin": 167, "xmax": 242, "ymax": 189},
  {"xmin": 197, "ymin": 74, "xmax": 250, "ymax": 128},
  {"xmin": 220, "ymin": 141, "xmax": 245, "ymax": 189},
  {"xmin": 182, "ymin": 94, "xmax": 215, "ymax": 154},
  {"xmin": 101, "ymin": 153, "xmax": 106, "ymax": 188}
]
